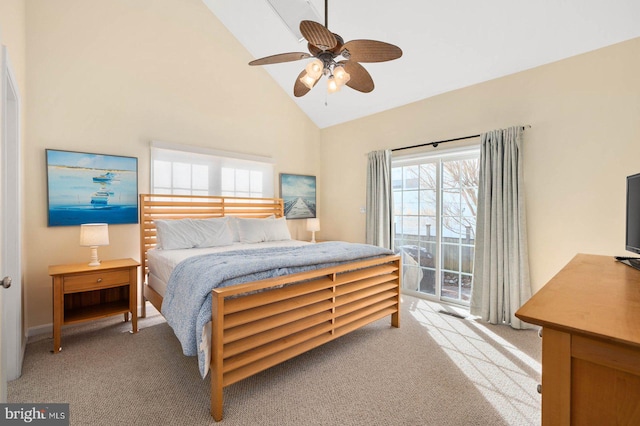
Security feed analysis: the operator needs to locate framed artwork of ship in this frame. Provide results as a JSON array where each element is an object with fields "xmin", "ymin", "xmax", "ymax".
[{"xmin": 46, "ymin": 149, "xmax": 138, "ymax": 226}]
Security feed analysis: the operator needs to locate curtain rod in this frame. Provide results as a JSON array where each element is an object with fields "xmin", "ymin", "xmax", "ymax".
[{"xmin": 391, "ymin": 125, "xmax": 531, "ymax": 152}]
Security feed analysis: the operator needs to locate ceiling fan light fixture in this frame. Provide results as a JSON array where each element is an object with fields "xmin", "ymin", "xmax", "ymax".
[
  {"xmin": 299, "ymin": 72, "xmax": 319, "ymax": 90},
  {"xmin": 305, "ymin": 59, "xmax": 324, "ymax": 79},
  {"xmin": 327, "ymin": 75, "xmax": 340, "ymax": 93},
  {"xmin": 333, "ymin": 65, "xmax": 350, "ymax": 85}
]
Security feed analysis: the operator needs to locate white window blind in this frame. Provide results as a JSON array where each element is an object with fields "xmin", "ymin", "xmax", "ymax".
[{"xmin": 150, "ymin": 141, "xmax": 274, "ymax": 197}]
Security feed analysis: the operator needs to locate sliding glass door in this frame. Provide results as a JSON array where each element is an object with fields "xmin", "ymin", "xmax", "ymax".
[{"xmin": 392, "ymin": 149, "xmax": 479, "ymax": 305}]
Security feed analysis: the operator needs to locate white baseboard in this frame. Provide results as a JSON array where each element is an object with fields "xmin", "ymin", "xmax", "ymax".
[{"xmin": 27, "ymin": 323, "xmax": 52, "ymax": 342}]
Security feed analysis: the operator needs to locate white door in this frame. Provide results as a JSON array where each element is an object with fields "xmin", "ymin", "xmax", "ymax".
[
  {"xmin": 0, "ymin": 31, "xmax": 5, "ymax": 404},
  {"xmin": 1, "ymin": 44, "xmax": 23, "ymax": 402}
]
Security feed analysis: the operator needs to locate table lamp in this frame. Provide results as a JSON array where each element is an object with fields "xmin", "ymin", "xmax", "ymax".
[
  {"xmin": 306, "ymin": 218, "xmax": 320, "ymax": 243},
  {"xmin": 80, "ymin": 223, "xmax": 109, "ymax": 266}
]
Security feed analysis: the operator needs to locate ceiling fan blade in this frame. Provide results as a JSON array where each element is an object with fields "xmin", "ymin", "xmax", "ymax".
[
  {"xmin": 340, "ymin": 61, "xmax": 374, "ymax": 93},
  {"xmin": 300, "ymin": 20, "xmax": 337, "ymax": 51},
  {"xmin": 249, "ymin": 52, "xmax": 312, "ymax": 66},
  {"xmin": 293, "ymin": 69, "xmax": 322, "ymax": 97},
  {"xmin": 341, "ymin": 40, "xmax": 403, "ymax": 63},
  {"xmin": 329, "ymin": 33, "xmax": 345, "ymax": 54}
]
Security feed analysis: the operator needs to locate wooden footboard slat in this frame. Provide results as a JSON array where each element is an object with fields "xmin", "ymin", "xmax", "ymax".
[
  {"xmin": 224, "ymin": 311, "xmax": 333, "ymax": 358},
  {"xmin": 223, "ymin": 333, "xmax": 331, "ymax": 387},
  {"xmin": 223, "ymin": 300, "xmax": 334, "ymax": 344},
  {"xmin": 335, "ymin": 284, "xmax": 398, "ymax": 307},
  {"xmin": 334, "ymin": 306, "xmax": 398, "ymax": 339},
  {"xmin": 223, "ymin": 321, "xmax": 333, "ymax": 374},
  {"xmin": 336, "ymin": 290, "xmax": 398, "ymax": 315},
  {"xmin": 224, "ymin": 287, "xmax": 334, "ymax": 323},
  {"xmin": 335, "ymin": 299, "xmax": 399, "ymax": 328},
  {"xmin": 332, "ymin": 264, "xmax": 399, "ymax": 285},
  {"xmin": 223, "ymin": 277, "xmax": 335, "ymax": 314},
  {"xmin": 335, "ymin": 272, "xmax": 400, "ymax": 296}
]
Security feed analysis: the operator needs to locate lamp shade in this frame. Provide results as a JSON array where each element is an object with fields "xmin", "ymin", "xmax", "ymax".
[
  {"xmin": 333, "ymin": 66, "xmax": 350, "ymax": 86},
  {"xmin": 299, "ymin": 71, "xmax": 320, "ymax": 90},
  {"xmin": 306, "ymin": 218, "xmax": 320, "ymax": 232},
  {"xmin": 327, "ymin": 75, "xmax": 340, "ymax": 93},
  {"xmin": 80, "ymin": 223, "xmax": 109, "ymax": 247},
  {"xmin": 305, "ymin": 59, "xmax": 323, "ymax": 78}
]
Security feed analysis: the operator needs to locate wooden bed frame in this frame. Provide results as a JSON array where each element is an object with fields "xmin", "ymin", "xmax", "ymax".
[{"xmin": 139, "ymin": 194, "xmax": 401, "ymax": 421}]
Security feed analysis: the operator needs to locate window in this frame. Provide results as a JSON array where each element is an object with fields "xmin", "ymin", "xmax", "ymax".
[
  {"xmin": 150, "ymin": 141, "xmax": 274, "ymax": 197},
  {"xmin": 392, "ymin": 147, "xmax": 479, "ymax": 305}
]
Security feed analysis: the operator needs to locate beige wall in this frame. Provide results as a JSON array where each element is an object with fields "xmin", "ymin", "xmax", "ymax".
[
  {"xmin": 0, "ymin": 0, "xmax": 26, "ymax": 90},
  {"xmin": 24, "ymin": 0, "xmax": 320, "ymax": 330},
  {"xmin": 320, "ymin": 37, "xmax": 640, "ymax": 294}
]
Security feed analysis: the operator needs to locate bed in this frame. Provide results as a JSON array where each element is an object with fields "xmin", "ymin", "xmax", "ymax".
[{"xmin": 139, "ymin": 193, "xmax": 401, "ymax": 421}]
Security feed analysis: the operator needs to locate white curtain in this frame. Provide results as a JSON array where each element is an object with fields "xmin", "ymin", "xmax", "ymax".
[
  {"xmin": 366, "ymin": 149, "xmax": 393, "ymax": 249},
  {"xmin": 470, "ymin": 126, "xmax": 532, "ymax": 329}
]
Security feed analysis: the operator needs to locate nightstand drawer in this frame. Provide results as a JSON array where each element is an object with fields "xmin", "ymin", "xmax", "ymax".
[{"xmin": 64, "ymin": 269, "xmax": 130, "ymax": 293}]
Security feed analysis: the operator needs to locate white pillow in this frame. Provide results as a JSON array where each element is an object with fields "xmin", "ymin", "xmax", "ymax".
[
  {"xmin": 228, "ymin": 215, "xmax": 276, "ymax": 242},
  {"xmin": 191, "ymin": 218, "xmax": 234, "ymax": 248},
  {"xmin": 236, "ymin": 216, "xmax": 291, "ymax": 243},
  {"xmin": 264, "ymin": 217, "xmax": 292, "ymax": 241},
  {"xmin": 154, "ymin": 217, "xmax": 233, "ymax": 250},
  {"xmin": 236, "ymin": 217, "xmax": 269, "ymax": 243},
  {"xmin": 155, "ymin": 219, "xmax": 194, "ymax": 250},
  {"xmin": 227, "ymin": 216, "xmax": 242, "ymax": 242}
]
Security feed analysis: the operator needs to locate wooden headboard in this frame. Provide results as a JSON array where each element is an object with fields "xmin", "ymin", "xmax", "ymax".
[{"xmin": 139, "ymin": 194, "xmax": 284, "ymax": 278}]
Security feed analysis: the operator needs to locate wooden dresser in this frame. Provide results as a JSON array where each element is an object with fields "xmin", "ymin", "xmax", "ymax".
[{"xmin": 516, "ymin": 253, "xmax": 640, "ymax": 425}]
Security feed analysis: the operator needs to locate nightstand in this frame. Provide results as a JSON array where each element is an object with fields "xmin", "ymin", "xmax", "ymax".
[{"xmin": 48, "ymin": 258, "xmax": 139, "ymax": 353}]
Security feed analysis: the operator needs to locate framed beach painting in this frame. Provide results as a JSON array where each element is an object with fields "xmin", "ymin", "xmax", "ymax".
[
  {"xmin": 279, "ymin": 173, "xmax": 316, "ymax": 219},
  {"xmin": 46, "ymin": 149, "xmax": 139, "ymax": 226}
]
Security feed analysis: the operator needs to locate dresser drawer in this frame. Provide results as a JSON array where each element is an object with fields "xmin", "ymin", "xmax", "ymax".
[{"xmin": 63, "ymin": 269, "xmax": 130, "ymax": 293}]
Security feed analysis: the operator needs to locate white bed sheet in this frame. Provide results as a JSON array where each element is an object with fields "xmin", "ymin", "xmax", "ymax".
[{"xmin": 147, "ymin": 240, "xmax": 310, "ymax": 295}]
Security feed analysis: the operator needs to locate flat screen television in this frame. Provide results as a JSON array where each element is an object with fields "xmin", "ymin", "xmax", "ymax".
[{"xmin": 625, "ymin": 173, "xmax": 640, "ymax": 255}]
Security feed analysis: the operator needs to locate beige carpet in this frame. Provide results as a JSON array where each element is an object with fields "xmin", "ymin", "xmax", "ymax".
[{"xmin": 9, "ymin": 295, "xmax": 541, "ymax": 425}]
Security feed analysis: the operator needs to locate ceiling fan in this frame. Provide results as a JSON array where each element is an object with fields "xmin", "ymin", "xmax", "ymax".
[{"xmin": 248, "ymin": 0, "xmax": 402, "ymax": 97}]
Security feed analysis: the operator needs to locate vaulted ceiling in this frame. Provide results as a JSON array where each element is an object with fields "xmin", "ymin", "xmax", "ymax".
[{"xmin": 204, "ymin": 0, "xmax": 640, "ymax": 128}]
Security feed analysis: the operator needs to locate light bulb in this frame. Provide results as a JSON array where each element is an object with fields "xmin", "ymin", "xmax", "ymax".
[
  {"xmin": 305, "ymin": 59, "xmax": 324, "ymax": 78},
  {"xmin": 327, "ymin": 75, "xmax": 340, "ymax": 93},
  {"xmin": 299, "ymin": 72, "xmax": 318, "ymax": 90},
  {"xmin": 333, "ymin": 66, "xmax": 351, "ymax": 85}
]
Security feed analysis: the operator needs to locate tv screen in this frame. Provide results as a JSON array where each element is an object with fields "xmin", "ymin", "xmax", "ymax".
[{"xmin": 626, "ymin": 173, "xmax": 640, "ymax": 254}]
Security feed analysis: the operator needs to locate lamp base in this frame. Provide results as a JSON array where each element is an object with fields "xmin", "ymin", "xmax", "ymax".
[
  {"xmin": 310, "ymin": 231, "xmax": 316, "ymax": 244},
  {"xmin": 88, "ymin": 246, "xmax": 101, "ymax": 266}
]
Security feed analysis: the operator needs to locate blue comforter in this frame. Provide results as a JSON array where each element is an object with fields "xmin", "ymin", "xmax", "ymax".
[{"xmin": 161, "ymin": 242, "xmax": 393, "ymax": 376}]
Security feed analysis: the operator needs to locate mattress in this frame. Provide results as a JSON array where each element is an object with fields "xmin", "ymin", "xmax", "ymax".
[{"xmin": 147, "ymin": 240, "xmax": 310, "ymax": 295}]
